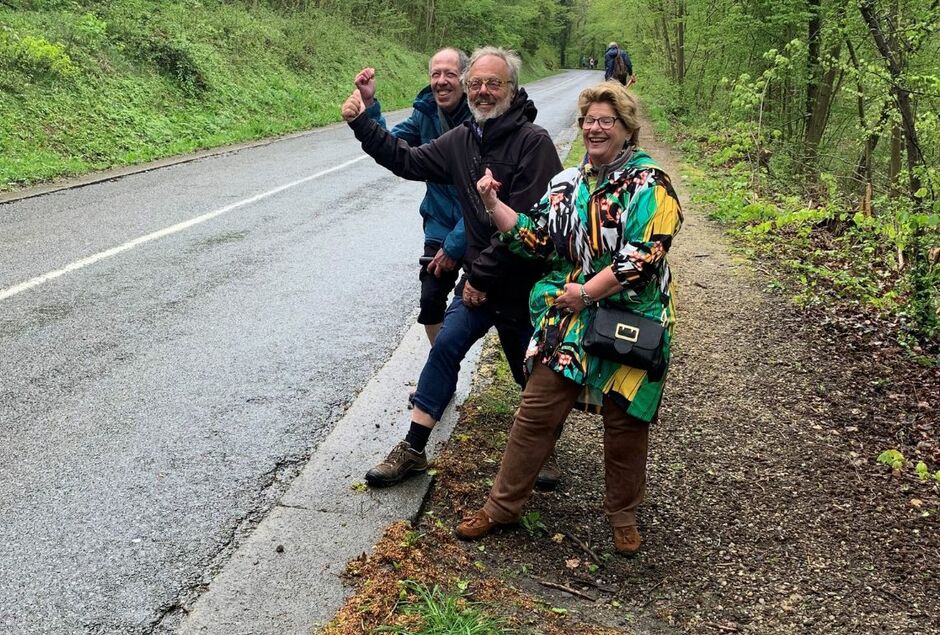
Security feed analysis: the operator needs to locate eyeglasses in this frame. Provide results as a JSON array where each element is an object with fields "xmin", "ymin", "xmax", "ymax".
[
  {"xmin": 578, "ymin": 115, "xmax": 620, "ymax": 130},
  {"xmin": 466, "ymin": 78, "xmax": 507, "ymax": 92}
]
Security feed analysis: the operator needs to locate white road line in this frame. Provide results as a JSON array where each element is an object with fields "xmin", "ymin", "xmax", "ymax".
[{"xmin": 0, "ymin": 155, "xmax": 369, "ymax": 302}]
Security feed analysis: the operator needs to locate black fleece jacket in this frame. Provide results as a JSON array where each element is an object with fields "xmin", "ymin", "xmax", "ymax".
[{"xmin": 349, "ymin": 88, "xmax": 563, "ymax": 311}]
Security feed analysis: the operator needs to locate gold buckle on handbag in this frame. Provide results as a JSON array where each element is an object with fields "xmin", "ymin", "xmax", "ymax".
[{"xmin": 615, "ymin": 323, "xmax": 639, "ymax": 342}]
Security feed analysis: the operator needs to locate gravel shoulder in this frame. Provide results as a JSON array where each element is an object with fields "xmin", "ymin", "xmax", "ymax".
[{"xmin": 322, "ymin": 102, "xmax": 939, "ymax": 635}]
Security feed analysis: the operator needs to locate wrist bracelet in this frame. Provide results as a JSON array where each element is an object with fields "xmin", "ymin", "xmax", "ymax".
[
  {"xmin": 484, "ymin": 206, "xmax": 496, "ymax": 216},
  {"xmin": 579, "ymin": 285, "xmax": 595, "ymax": 306}
]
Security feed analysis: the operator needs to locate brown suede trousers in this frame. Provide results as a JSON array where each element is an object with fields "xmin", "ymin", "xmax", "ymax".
[{"xmin": 482, "ymin": 362, "xmax": 651, "ymax": 528}]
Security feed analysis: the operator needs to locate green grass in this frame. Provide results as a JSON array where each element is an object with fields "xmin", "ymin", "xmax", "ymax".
[
  {"xmin": 0, "ymin": 2, "xmax": 429, "ymax": 190},
  {"xmin": 378, "ymin": 581, "xmax": 505, "ymax": 635}
]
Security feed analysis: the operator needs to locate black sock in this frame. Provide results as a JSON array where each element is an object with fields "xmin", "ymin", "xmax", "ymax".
[{"xmin": 404, "ymin": 422, "xmax": 432, "ymax": 453}]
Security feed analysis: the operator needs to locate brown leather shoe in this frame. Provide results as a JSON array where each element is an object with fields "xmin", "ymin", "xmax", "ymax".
[
  {"xmin": 365, "ymin": 441, "xmax": 428, "ymax": 487},
  {"xmin": 455, "ymin": 509, "xmax": 499, "ymax": 541},
  {"xmin": 535, "ymin": 450, "xmax": 562, "ymax": 491},
  {"xmin": 613, "ymin": 525, "xmax": 642, "ymax": 555}
]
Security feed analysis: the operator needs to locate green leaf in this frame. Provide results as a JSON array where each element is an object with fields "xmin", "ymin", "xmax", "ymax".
[{"xmin": 877, "ymin": 449, "xmax": 905, "ymax": 471}]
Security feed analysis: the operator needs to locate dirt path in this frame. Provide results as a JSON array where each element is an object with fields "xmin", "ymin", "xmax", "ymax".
[{"xmin": 324, "ymin": 102, "xmax": 938, "ymax": 635}]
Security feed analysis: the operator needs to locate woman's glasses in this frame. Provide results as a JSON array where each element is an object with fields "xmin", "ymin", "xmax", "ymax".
[{"xmin": 578, "ymin": 116, "xmax": 619, "ymax": 130}]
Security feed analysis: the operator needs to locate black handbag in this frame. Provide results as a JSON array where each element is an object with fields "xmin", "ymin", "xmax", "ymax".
[{"xmin": 582, "ymin": 305, "xmax": 667, "ymax": 381}]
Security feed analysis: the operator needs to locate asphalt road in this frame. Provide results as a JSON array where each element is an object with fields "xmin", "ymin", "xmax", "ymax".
[{"xmin": 0, "ymin": 69, "xmax": 602, "ymax": 634}]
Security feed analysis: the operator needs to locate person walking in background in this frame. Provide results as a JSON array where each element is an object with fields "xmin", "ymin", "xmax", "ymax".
[
  {"xmin": 604, "ymin": 41, "xmax": 633, "ymax": 85},
  {"xmin": 355, "ymin": 48, "xmax": 472, "ymax": 349},
  {"xmin": 456, "ymin": 81, "xmax": 682, "ymax": 555},
  {"xmin": 341, "ymin": 47, "xmax": 565, "ymax": 489}
]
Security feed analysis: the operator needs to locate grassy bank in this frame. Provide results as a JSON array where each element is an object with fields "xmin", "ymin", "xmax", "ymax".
[{"xmin": 0, "ymin": 1, "xmax": 555, "ymax": 192}]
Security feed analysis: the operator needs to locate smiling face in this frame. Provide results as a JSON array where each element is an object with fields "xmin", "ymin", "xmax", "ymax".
[
  {"xmin": 466, "ymin": 55, "xmax": 513, "ymax": 123},
  {"xmin": 429, "ymin": 49, "xmax": 463, "ymax": 112},
  {"xmin": 581, "ymin": 100, "xmax": 629, "ymax": 167}
]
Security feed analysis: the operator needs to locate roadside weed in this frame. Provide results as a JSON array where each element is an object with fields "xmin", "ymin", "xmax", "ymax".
[
  {"xmin": 520, "ymin": 512, "xmax": 547, "ymax": 537},
  {"xmin": 378, "ymin": 581, "xmax": 505, "ymax": 635}
]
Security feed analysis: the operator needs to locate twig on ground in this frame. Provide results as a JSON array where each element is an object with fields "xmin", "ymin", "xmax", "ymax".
[
  {"xmin": 879, "ymin": 585, "xmax": 912, "ymax": 608},
  {"xmin": 638, "ymin": 579, "xmax": 667, "ymax": 608},
  {"xmin": 562, "ymin": 530, "xmax": 602, "ymax": 566},
  {"xmin": 703, "ymin": 621, "xmax": 740, "ymax": 633},
  {"xmin": 530, "ymin": 576, "xmax": 597, "ymax": 602},
  {"xmin": 694, "ymin": 281, "xmax": 709, "ymax": 289},
  {"xmin": 567, "ymin": 572, "xmax": 617, "ymax": 593}
]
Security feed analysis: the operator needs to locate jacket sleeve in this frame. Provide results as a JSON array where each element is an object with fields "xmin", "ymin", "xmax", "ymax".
[
  {"xmin": 389, "ymin": 109, "xmax": 423, "ymax": 147},
  {"xmin": 349, "ymin": 113, "xmax": 454, "ymax": 185},
  {"xmin": 441, "ymin": 216, "xmax": 466, "ymax": 261},
  {"xmin": 363, "ymin": 99, "xmax": 388, "ymax": 131},
  {"xmin": 611, "ymin": 172, "xmax": 682, "ymax": 295},
  {"xmin": 467, "ymin": 130, "xmax": 562, "ymax": 293}
]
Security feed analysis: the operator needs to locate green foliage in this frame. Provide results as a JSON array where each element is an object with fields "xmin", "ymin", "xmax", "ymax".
[
  {"xmin": 877, "ymin": 449, "xmax": 905, "ymax": 471},
  {"xmin": 0, "ymin": 1, "xmax": 431, "ymax": 189},
  {"xmin": 0, "ymin": 26, "xmax": 77, "ymax": 85},
  {"xmin": 520, "ymin": 511, "xmax": 548, "ymax": 536},
  {"xmin": 379, "ymin": 580, "xmax": 505, "ymax": 635},
  {"xmin": 568, "ymin": 0, "xmax": 940, "ymax": 342}
]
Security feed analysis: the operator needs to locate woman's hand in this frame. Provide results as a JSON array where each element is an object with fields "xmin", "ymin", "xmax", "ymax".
[
  {"xmin": 554, "ymin": 283, "xmax": 587, "ymax": 314},
  {"xmin": 476, "ymin": 168, "xmax": 501, "ymax": 209}
]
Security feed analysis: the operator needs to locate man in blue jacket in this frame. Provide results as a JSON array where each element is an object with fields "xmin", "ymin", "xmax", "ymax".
[{"xmin": 354, "ymin": 48, "xmax": 472, "ymax": 346}]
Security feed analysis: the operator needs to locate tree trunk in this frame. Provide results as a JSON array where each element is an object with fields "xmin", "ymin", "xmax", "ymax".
[
  {"xmin": 859, "ymin": 0, "xmax": 925, "ymax": 204},
  {"xmin": 676, "ymin": 0, "xmax": 685, "ymax": 83},
  {"xmin": 805, "ymin": 0, "xmax": 822, "ymax": 133}
]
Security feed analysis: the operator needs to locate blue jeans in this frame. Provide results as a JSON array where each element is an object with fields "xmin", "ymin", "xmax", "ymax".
[{"xmin": 411, "ymin": 293, "xmax": 533, "ymax": 421}]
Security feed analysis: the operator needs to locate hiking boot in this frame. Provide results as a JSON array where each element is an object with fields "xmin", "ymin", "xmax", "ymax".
[
  {"xmin": 455, "ymin": 508, "xmax": 500, "ymax": 541},
  {"xmin": 613, "ymin": 525, "xmax": 642, "ymax": 555},
  {"xmin": 535, "ymin": 450, "xmax": 561, "ymax": 491},
  {"xmin": 365, "ymin": 441, "xmax": 428, "ymax": 487}
]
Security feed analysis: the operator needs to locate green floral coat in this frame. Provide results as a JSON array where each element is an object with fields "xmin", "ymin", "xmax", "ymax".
[{"xmin": 501, "ymin": 150, "xmax": 683, "ymax": 422}]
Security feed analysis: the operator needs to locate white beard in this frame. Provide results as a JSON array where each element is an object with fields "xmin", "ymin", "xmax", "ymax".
[{"xmin": 470, "ymin": 96, "xmax": 511, "ymax": 122}]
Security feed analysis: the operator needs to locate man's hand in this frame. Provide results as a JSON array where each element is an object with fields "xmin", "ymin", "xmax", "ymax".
[
  {"xmin": 341, "ymin": 89, "xmax": 364, "ymax": 122},
  {"xmin": 354, "ymin": 67, "xmax": 377, "ymax": 108},
  {"xmin": 427, "ymin": 248, "xmax": 457, "ymax": 278},
  {"xmin": 462, "ymin": 280, "xmax": 488, "ymax": 308}
]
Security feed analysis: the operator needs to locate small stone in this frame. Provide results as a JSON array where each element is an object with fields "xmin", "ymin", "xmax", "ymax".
[{"xmin": 275, "ymin": 544, "xmax": 285, "ymax": 553}]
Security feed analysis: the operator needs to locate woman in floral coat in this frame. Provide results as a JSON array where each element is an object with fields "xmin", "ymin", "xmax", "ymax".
[{"xmin": 456, "ymin": 82, "xmax": 682, "ymax": 554}]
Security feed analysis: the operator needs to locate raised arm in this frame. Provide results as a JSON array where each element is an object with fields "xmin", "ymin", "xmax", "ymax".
[{"xmin": 342, "ymin": 92, "xmax": 454, "ymax": 185}]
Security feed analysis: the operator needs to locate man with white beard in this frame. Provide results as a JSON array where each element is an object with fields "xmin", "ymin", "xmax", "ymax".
[{"xmin": 341, "ymin": 46, "xmax": 564, "ymax": 489}]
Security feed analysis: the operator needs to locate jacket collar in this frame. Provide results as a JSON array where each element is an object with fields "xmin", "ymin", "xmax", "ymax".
[{"xmin": 413, "ymin": 85, "xmax": 471, "ymax": 128}]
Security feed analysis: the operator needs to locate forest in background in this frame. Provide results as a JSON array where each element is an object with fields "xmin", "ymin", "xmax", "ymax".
[
  {"xmin": 1, "ymin": 0, "xmax": 938, "ymax": 343},
  {"xmin": 571, "ymin": 0, "xmax": 940, "ymax": 345}
]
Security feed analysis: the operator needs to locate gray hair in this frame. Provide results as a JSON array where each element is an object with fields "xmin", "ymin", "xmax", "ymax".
[
  {"xmin": 608, "ymin": 42, "xmax": 618, "ymax": 49},
  {"xmin": 465, "ymin": 46, "xmax": 521, "ymax": 92},
  {"xmin": 429, "ymin": 47, "xmax": 469, "ymax": 75}
]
